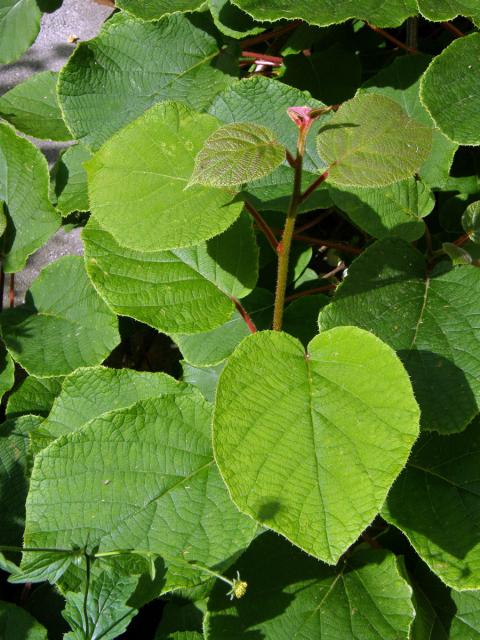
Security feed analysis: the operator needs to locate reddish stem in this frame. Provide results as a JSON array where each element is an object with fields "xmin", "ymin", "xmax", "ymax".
[
  {"xmin": 366, "ymin": 22, "xmax": 418, "ymax": 53},
  {"xmin": 232, "ymin": 297, "xmax": 257, "ymax": 333},
  {"xmin": 9, "ymin": 273, "xmax": 14, "ymax": 309},
  {"xmin": 241, "ymin": 51, "xmax": 283, "ymax": 65},
  {"xmin": 454, "ymin": 233, "xmax": 469, "ymax": 247},
  {"xmin": 442, "ymin": 21, "xmax": 464, "ymax": 37},
  {"xmin": 286, "ymin": 149, "xmax": 296, "ymax": 167},
  {"xmin": 299, "ymin": 170, "xmax": 329, "ymax": 204},
  {"xmin": 293, "ymin": 233, "xmax": 362, "ymax": 255},
  {"xmin": 244, "ymin": 201, "xmax": 278, "ymax": 252},
  {"xmin": 361, "ymin": 533, "xmax": 382, "ymax": 550},
  {"xmin": 285, "ymin": 283, "xmax": 336, "ymax": 302},
  {"xmin": 296, "ymin": 211, "xmax": 332, "ymax": 233},
  {"xmin": 240, "ymin": 21, "xmax": 302, "ymax": 48}
]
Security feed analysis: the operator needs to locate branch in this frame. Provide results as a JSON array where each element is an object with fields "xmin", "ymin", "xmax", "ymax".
[
  {"xmin": 232, "ymin": 297, "xmax": 257, "ymax": 333},
  {"xmin": 366, "ymin": 22, "xmax": 418, "ymax": 54},
  {"xmin": 244, "ymin": 201, "xmax": 278, "ymax": 252},
  {"xmin": 285, "ymin": 284, "xmax": 336, "ymax": 302},
  {"xmin": 299, "ymin": 169, "xmax": 329, "ymax": 204},
  {"xmin": 241, "ymin": 51, "xmax": 283, "ymax": 66},
  {"xmin": 293, "ymin": 233, "xmax": 362, "ymax": 255},
  {"xmin": 442, "ymin": 21, "xmax": 465, "ymax": 37}
]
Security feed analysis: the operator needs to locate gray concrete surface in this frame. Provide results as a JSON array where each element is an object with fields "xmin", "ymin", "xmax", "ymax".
[{"xmin": 0, "ymin": 0, "xmax": 112, "ymax": 305}]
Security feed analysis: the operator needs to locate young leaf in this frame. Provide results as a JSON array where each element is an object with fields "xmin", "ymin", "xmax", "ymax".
[
  {"xmin": 0, "ymin": 601, "xmax": 47, "ymax": 639},
  {"xmin": 229, "ymin": 0, "xmax": 417, "ymax": 27},
  {"xmin": 317, "ymin": 94, "xmax": 432, "ymax": 187},
  {"xmin": 116, "ymin": 0, "xmax": 205, "ymax": 20},
  {"xmin": 0, "ymin": 0, "xmax": 41, "ymax": 64},
  {"xmin": 86, "ymin": 101, "xmax": 243, "ymax": 253},
  {"xmin": 329, "ymin": 178, "xmax": 434, "ymax": 242},
  {"xmin": 50, "ymin": 144, "xmax": 91, "ymax": 216},
  {"xmin": 205, "ymin": 533, "xmax": 415, "ymax": 639},
  {"xmin": 213, "ymin": 327, "xmax": 419, "ymax": 563},
  {"xmin": 58, "ymin": 12, "xmax": 238, "ymax": 151},
  {"xmin": 421, "ymin": 33, "xmax": 480, "ymax": 146},
  {"xmin": 6, "ymin": 376, "xmax": 63, "ymax": 419},
  {"xmin": 383, "ymin": 420, "xmax": 480, "ymax": 590},
  {"xmin": 189, "ymin": 123, "xmax": 285, "ymax": 188},
  {"xmin": 463, "ymin": 200, "xmax": 480, "ymax": 243},
  {"xmin": 320, "ymin": 239, "xmax": 480, "ymax": 434},
  {"xmin": 0, "ymin": 72, "xmax": 72, "ymax": 141},
  {"xmin": 0, "ymin": 124, "xmax": 60, "ymax": 273},
  {"xmin": 23, "ymin": 396, "xmax": 257, "ymax": 572},
  {"xmin": 83, "ymin": 212, "xmax": 256, "ymax": 334},
  {"xmin": 0, "ymin": 256, "xmax": 120, "ymax": 377}
]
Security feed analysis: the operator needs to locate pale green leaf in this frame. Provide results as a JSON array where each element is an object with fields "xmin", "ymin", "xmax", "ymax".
[
  {"xmin": 0, "ymin": 72, "xmax": 72, "ymax": 141},
  {"xmin": 208, "ymin": 0, "xmax": 264, "ymax": 38},
  {"xmin": 42, "ymin": 365, "xmax": 199, "ymax": 441},
  {"xmin": 329, "ymin": 178, "xmax": 434, "ymax": 241},
  {"xmin": 383, "ymin": 420, "xmax": 480, "ymax": 590},
  {"xmin": 320, "ymin": 239, "xmax": 480, "ymax": 434},
  {"xmin": 0, "ymin": 340, "xmax": 14, "ymax": 403},
  {"xmin": 421, "ymin": 33, "xmax": 480, "ymax": 146},
  {"xmin": 205, "ymin": 533, "xmax": 415, "ymax": 639},
  {"xmin": 0, "ymin": 601, "xmax": 47, "ymax": 639},
  {"xmin": 182, "ymin": 361, "xmax": 224, "ymax": 403},
  {"xmin": 87, "ymin": 101, "xmax": 243, "ymax": 253},
  {"xmin": 230, "ymin": 0, "xmax": 417, "ymax": 27},
  {"xmin": 0, "ymin": 0, "xmax": 41, "ymax": 64},
  {"xmin": 6, "ymin": 376, "xmax": 63, "ymax": 418},
  {"xmin": 417, "ymin": 0, "xmax": 480, "ymax": 21},
  {"xmin": 190, "ymin": 122, "xmax": 285, "ymax": 187},
  {"xmin": 0, "ymin": 256, "xmax": 120, "ymax": 377},
  {"xmin": 24, "ymin": 395, "xmax": 257, "ymax": 570},
  {"xmin": 63, "ymin": 568, "xmax": 138, "ymax": 640},
  {"xmin": 209, "ymin": 75, "xmax": 327, "ymax": 173},
  {"xmin": 83, "ymin": 212, "xmax": 257, "ymax": 334},
  {"xmin": 317, "ymin": 94, "xmax": 432, "ymax": 187},
  {"xmin": 58, "ymin": 12, "xmax": 238, "ymax": 151},
  {"xmin": 0, "ymin": 123, "xmax": 60, "ymax": 273},
  {"xmin": 51, "ymin": 144, "xmax": 91, "ymax": 216},
  {"xmin": 463, "ymin": 200, "xmax": 480, "ymax": 243},
  {"xmin": 213, "ymin": 327, "xmax": 419, "ymax": 563},
  {"xmin": 116, "ymin": 0, "xmax": 205, "ymax": 20}
]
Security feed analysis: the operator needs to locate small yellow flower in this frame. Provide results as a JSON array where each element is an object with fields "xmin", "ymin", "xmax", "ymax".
[{"xmin": 227, "ymin": 571, "xmax": 248, "ymax": 600}]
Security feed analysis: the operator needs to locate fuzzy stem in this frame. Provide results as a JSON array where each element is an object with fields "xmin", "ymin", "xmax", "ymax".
[{"xmin": 272, "ymin": 127, "xmax": 307, "ymax": 331}]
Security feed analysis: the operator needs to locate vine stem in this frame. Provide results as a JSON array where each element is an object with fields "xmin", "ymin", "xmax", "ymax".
[
  {"xmin": 366, "ymin": 22, "xmax": 418, "ymax": 54},
  {"xmin": 244, "ymin": 201, "xmax": 278, "ymax": 252},
  {"xmin": 272, "ymin": 126, "xmax": 308, "ymax": 331},
  {"xmin": 232, "ymin": 297, "xmax": 257, "ymax": 333}
]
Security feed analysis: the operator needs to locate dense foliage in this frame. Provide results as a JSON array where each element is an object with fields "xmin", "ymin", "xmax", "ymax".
[{"xmin": 1, "ymin": 1, "xmax": 480, "ymax": 637}]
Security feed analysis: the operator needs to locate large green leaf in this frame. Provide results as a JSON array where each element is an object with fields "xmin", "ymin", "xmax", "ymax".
[
  {"xmin": 189, "ymin": 122, "xmax": 285, "ymax": 187},
  {"xmin": 0, "ymin": 601, "xmax": 47, "ymax": 639},
  {"xmin": 87, "ymin": 101, "xmax": 243, "ymax": 253},
  {"xmin": 41, "ymin": 366, "xmax": 199, "ymax": 441},
  {"xmin": 230, "ymin": 0, "xmax": 417, "ymax": 27},
  {"xmin": 329, "ymin": 178, "xmax": 434, "ymax": 242},
  {"xmin": 317, "ymin": 94, "xmax": 432, "ymax": 187},
  {"xmin": 24, "ymin": 395, "xmax": 257, "ymax": 570},
  {"xmin": 84, "ymin": 211, "xmax": 256, "ymax": 334},
  {"xmin": 51, "ymin": 144, "xmax": 91, "ymax": 216},
  {"xmin": 0, "ymin": 256, "xmax": 120, "ymax": 377},
  {"xmin": 383, "ymin": 421, "xmax": 480, "ymax": 590},
  {"xmin": 320, "ymin": 239, "xmax": 480, "ymax": 434},
  {"xmin": 0, "ymin": 0, "xmax": 41, "ymax": 64},
  {"xmin": 0, "ymin": 72, "xmax": 72, "ymax": 141},
  {"xmin": 58, "ymin": 12, "xmax": 237, "ymax": 151},
  {"xmin": 0, "ymin": 415, "xmax": 43, "ymax": 547},
  {"xmin": 213, "ymin": 327, "xmax": 419, "ymax": 563},
  {"xmin": 421, "ymin": 34, "xmax": 480, "ymax": 146},
  {"xmin": 417, "ymin": 0, "xmax": 480, "ymax": 21},
  {"xmin": 6, "ymin": 376, "xmax": 63, "ymax": 419},
  {"xmin": 0, "ymin": 124, "xmax": 60, "ymax": 273},
  {"xmin": 360, "ymin": 54, "xmax": 458, "ymax": 189},
  {"xmin": 116, "ymin": 0, "xmax": 205, "ymax": 20},
  {"xmin": 209, "ymin": 75, "xmax": 326, "ymax": 173},
  {"xmin": 205, "ymin": 533, "xmax": 414, "ymax": 639}
]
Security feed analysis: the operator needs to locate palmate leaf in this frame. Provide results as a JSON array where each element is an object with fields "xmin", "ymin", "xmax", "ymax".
[
  {"xmin": 320, "ymin": 239, "xmax": 480, "ymax": 435},
  {"xmin": 417, "ymin": 0, "xmax": 480, "ymax": 21},
  {"xmin": 317, "ymin": 94, "xmax": 432, "ymax": 188},
  {"xmin": 230, "ymin": 0, "xmax": 417, "ymax": 27},
  {"xmin": 0, "ymin": 72, "xmax": 72, "ymax": 141},
  {"xmin": 383, "ymin": 420, "xmax": 480, "ymax": 590},
  {"xmin": 205, "ymin": 533, "xmax": 415, "ymax": 639},
  {"xmin": 0, "ymin": 124, "xmax": 60, "ymax": 273},
  {"xmin": 213, "ymin": 327, "xmax": 419, "ymax": 563},
  {"xmin": 23, "ymin": 395, "xmax": 257, "ymax": 575},
  {"xmin": 0, "ymin": 256, "xmax": 120, "ymax": 377},
  {"xmin": 189, "ymin": 123, "xmax": 285, "ymax": 188},
  {"xmin": 421, "ymin": 34, "xmax": 480, "ymax": 146},
  {"xmin": 58, "ymin": 12, "xmax": 238, "ymax": 151},
  {"xmin": 116, "ymin": 0, "xmax": 205, "ymax": 20},
  {"xmin": 87, "ymin": 102, "xmax": 243, "ymax": 253},
  {"xmin": 0, "ymin": 0, "xmax": 41, "ymax": 64}
]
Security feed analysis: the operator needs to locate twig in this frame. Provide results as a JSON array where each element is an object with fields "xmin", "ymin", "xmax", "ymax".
[
  {"xmin": 361, "ymin": 532, "xmax": 382, "ymax": 549},
  {"xmin": 285, "ymin": 284, "xmax": 336, "ymax": 303},
  {"xmin": 454, "ymin": 233, "xmax": 469, "ymax": 247},
  {"xmin": 296, "ymin": 210, "xmax": 332, "ymax": 234},
  {"xmin": 240, "ymin": 21, "xmax": 302, "ymax": 48},
  {"xmin": 244, "ymin": 201, "xmax": 278, "ymax": 252},
  {"xmin": 299, "ymin": 170, "xmax": 329, "ymax": 204},
  {"xmin": 293, "ymin": 233, "xmax": 362, "ymax": 255},
  {"xmin": 366, "ymin": 22, "xmax": 418, "ymax": 54},
  {"xmin": 323, "ymin": 261, "xmax": 346, "ymax": 280},
  {"xmin": 442, "ymin": 21, "xmax": 465, "ymax": 38},
  {"xmin": 232, "ymin": 297, "xmax": 257, "ymax": 333},
  {"xmin": 241, "ymin": 51, "xmax": 283, "ymax": 65}
]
